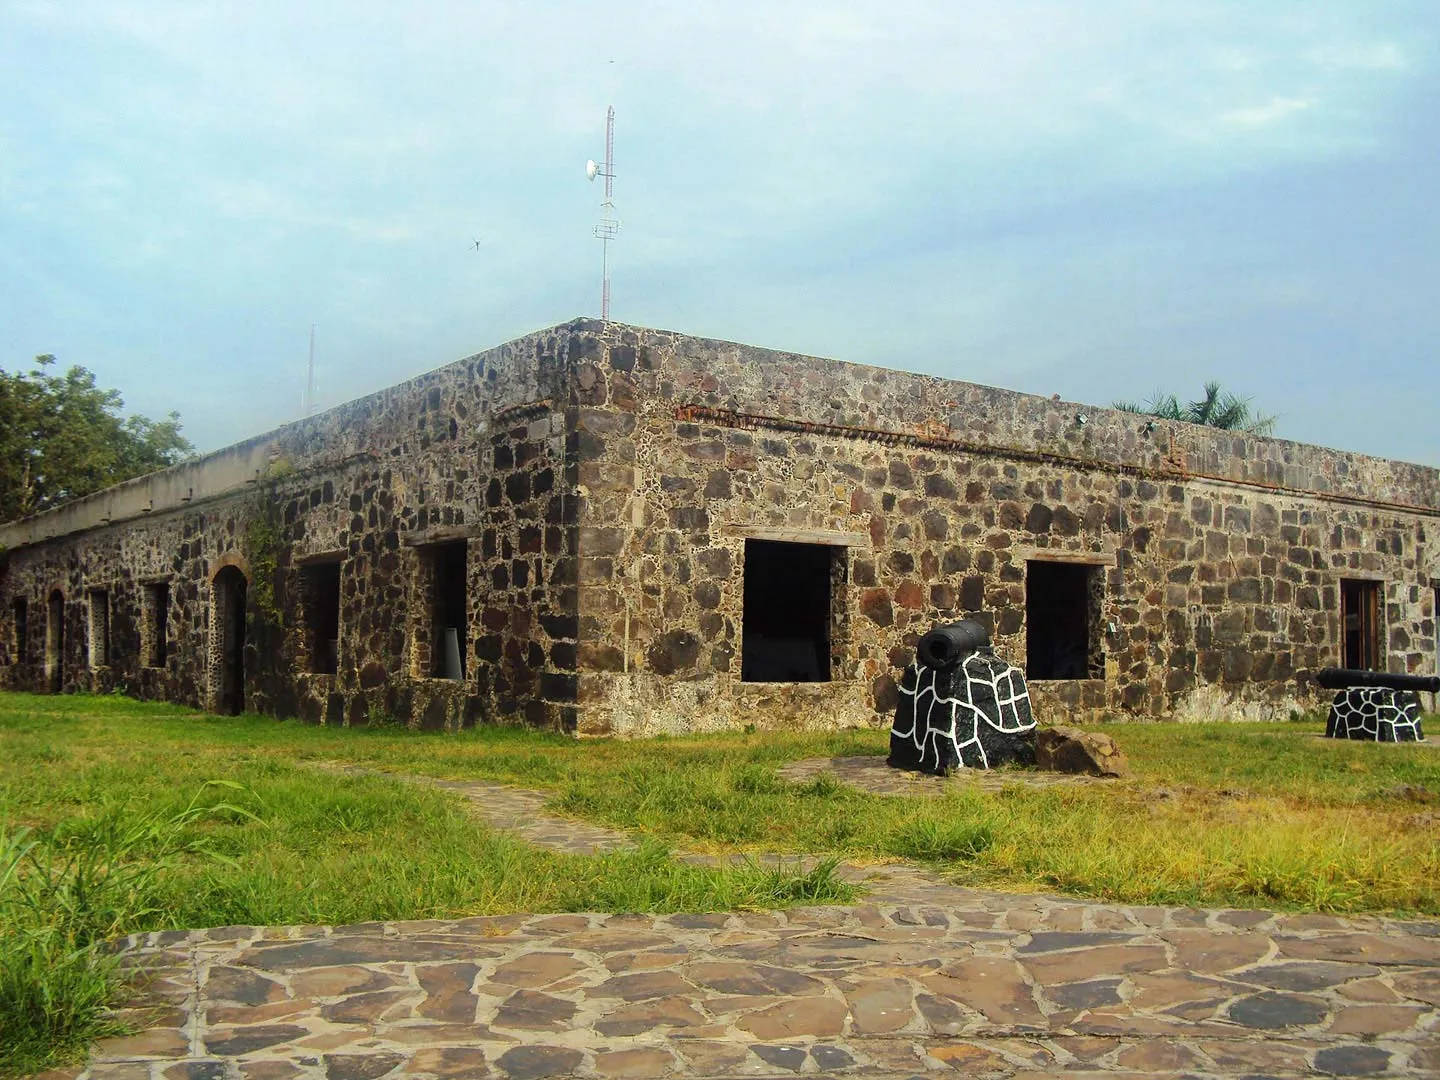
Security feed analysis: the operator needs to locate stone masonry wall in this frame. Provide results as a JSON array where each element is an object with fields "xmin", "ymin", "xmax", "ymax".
[
  {"xmin": 2, "ymin": 318, "xmax": 1436, "ymax": 735},
  {"xmin": 567, "ymin": 323, "xmax": 1438, "ymax": 734},
  {"xmin": 0, "ymin": 324, "xmax": 586, "ymax": 731}
]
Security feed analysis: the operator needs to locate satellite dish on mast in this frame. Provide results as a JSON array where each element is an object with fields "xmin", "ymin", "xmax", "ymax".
[{"xmin": 586, "ymin": 106, "xmax": 618, "ymax": 321}]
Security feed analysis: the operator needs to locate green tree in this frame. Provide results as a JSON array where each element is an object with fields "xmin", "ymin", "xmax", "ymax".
[
  {"xmin": 0, "ymin": 356, "xmax": 195, "ymax": 522},
  {"xmin": 1113, "ymin": 381, "xmax": 1277, "ymax": 436}
]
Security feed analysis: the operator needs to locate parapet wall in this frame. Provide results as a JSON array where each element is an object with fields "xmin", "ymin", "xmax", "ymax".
[
  {"xmin": 648, "ymin": 328, "xmax": 1438, "ymax": 512},
  {"xmin": 0, "ymin": 324, "xmax": 581, "ymax": 552}
]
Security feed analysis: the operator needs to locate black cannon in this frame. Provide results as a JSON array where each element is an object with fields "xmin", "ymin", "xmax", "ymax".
[
  {"xmin": 1316, "ymin": 668, "xmax": 1440, "ymax": 693},
  {"xmin": 1316, "ymin": 668, "xmax": 1432, "ymax": 743},
  {"xmin": 888, "ymin": 619, "xmax": 1036, "ymax": 773}
]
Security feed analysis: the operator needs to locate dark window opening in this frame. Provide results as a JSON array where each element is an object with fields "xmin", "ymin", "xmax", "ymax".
[
  {"xmin": 428, "ymin": 541, "xmax": 467, "ymax": 679},
  {"xmin": 88, "ymin": 590, "xmax": 109, "ymax": 669},
  {"xmin": 212, "ymin": 566, "xmax": 248, "ymax": 715},
  {"xmin": 1341, "ymin": 579, "xmax": 1382, "ymax": 671},
  {"xmin": 300, "ymin": 562, "xmax": 342, "ymax": 674},
  {"xmin": 46, "ymin": 590, "xmax": 64, "ymax": 693},
  {"xmin": 11, "ymin": 599, "xmax": 27, "ymax": 665},
  {"xmin": 144, "ymin": 583, "xmax": 169, "ymax": 668},
  {"xmin": 741, "ymin": 540, "xmax": 840, "ymax": 682},
  {"xmin": 1026, "ymin": 561, "xmax": 1104, "ymax": 679}
]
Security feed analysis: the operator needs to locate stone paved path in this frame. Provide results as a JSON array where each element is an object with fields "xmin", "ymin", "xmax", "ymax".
[
  {"xmin": 51, "ymin": 763, "xmax": 1440, "ymax": 1080},
  {"xmin": 320, "ymin": 766, "xmax": 633, "ymax": 856}
]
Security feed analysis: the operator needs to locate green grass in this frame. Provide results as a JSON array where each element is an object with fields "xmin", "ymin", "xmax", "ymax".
[
  {"xmin": 0, "ymin": 785, "xmax": 262, "ymax": 1076},
  {"xmin": 3, "ymin": 693, "xmax": 1438, "ymax": 914},
  {"xmin": 0, "ymin": 694, "xmax": 855, "ymax": 1076},
  {"xmin": 2, "ymin": 692, "xmax": 1439, "ymax": 1074}
]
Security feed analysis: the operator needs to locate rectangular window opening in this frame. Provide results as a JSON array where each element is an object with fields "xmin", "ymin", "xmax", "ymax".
[
  {"xmin": 46, "ymin": 592, "xmax": 64, "ymax": 692},
  {"xmin": 741, "ymin": 539, "xmax": 840, "ymax": 683},
  {"xmin": 1341, "ymin": 579, "xmax": 1383, "ymax": 670},
  {"xmin": 11, "ymin": 598, "xmax": 26, "ymax": 665},
  {"xmin": 1026, "ymin": 560, "xmax": 1104, "ymax": 679},
  {"xmin": 88, "ymin": 590, "xmax": 110, "ymax": 670},
  {"xmin": 300, "ymin": 562, "xmax": 342, "ymax": 674},
  {"xmin": 427, "ymin": 541, "xmax": 468, "ymax": 680},
  {"xmin": 143, "ymin": 583, "xmax": 169, "ymax": 668}
]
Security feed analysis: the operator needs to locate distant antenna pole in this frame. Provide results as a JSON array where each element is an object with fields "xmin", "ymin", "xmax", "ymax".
[
  {"xmin": 303, "ymin": 324, "xmax": 317, "ymax": 417},
  {"xmin": 586, "ymin": 105, "xmax": 619, "ymax": 321}
]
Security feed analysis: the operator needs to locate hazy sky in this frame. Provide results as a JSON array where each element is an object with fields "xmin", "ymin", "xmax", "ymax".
[{"xmin": 3, "ymin": 1, "xmax": 1437, "ymax": 465}]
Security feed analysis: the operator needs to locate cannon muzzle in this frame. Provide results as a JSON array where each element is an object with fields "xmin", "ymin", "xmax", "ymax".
[
  {"xmin": 1316, "ymin": 667, "xmax": 1440, "ymax": 693},
  {"xmin": 916, "ymin": 620, "xmax": 991, "ymax": 669}
]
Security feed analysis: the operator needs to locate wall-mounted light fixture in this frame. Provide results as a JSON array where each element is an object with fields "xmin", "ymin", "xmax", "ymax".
[{"xmin": 1075, "ymin": 413, "xmax": 1088, "ymax": 426}]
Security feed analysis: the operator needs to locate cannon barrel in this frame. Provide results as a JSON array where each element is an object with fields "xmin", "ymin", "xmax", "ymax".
[
  {"xmin": 917, "ymin": 620, "xmax": 991, "ymax": 669},
  {"xmin": 1316, "ymin": 667, "xmax": 1440, "ymax": 693}
]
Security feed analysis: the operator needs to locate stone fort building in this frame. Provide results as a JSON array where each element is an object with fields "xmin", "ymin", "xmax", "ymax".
[{"xmin": 1, "ymin": 319, "xmax": 1436, "ymax": 734}]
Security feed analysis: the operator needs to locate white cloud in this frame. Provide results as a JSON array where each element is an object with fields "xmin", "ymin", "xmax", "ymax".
[{"xmin": 1219, "ymin": 96, "xmax": 1314, "ymax": 128}]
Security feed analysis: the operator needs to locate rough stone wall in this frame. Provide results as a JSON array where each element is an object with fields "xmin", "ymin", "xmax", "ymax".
[
  {"xmin": 2, "ymin": 318, "xmax": 1436, "ymax": 734},
  {"xmin": 567, "ymin": 323, "xmax": 1439, "ymax": 733},
  {"xmin": 0, "ymin": 324, "xmax": 585, "ymax": 730}
]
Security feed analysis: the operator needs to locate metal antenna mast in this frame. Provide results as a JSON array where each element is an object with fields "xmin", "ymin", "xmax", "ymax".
[
  {"xmin": 586, "ymin": 106, "xmax": 619, "ymax": 321},
  {"xmin": 303, "ymin": 324, "xmax": 318, "ymax": 417}
]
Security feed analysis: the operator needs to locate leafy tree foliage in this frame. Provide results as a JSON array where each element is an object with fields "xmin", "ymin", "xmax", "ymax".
[
  {"xmin": 1113, "ymin": 381, "xmax": 1277, "ymax": 436},
  {"xmin": 0, "ymin": 356, "xmax": 195, "ymax": 522}
]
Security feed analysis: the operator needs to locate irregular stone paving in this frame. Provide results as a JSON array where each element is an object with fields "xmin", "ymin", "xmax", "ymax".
[
  {"xmin": 46, "ymin": 766, "xmax": 1440, "ymax": 1080},
  {"xmin": 63, "ymin": 887, "xmax": 1440, "ymax": 1080}
]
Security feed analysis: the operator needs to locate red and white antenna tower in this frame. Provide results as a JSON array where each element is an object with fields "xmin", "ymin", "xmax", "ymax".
[{"xmin": 586, "ymin": 105, "xmax": 619, "ymax": 321}]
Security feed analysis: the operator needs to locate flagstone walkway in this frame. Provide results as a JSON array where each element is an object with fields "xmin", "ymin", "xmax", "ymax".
[{"xmin": 50, "ymin": 762, "xmax": 1440, "ymax": 1080}]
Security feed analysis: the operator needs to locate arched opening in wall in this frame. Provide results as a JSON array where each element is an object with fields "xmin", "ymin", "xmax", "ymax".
[
  {"xmin": 46, "ymin": 590, "xmax": 64, "ymax": 693},
  {"xmin": 211, "ymin": 566, "xmax": 248, "ymax": 715}
]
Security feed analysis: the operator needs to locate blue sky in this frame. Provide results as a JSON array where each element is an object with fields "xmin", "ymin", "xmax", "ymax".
[{"xmin": 2, "ymin": 1, "xmax": 1437, "ymax": 465}]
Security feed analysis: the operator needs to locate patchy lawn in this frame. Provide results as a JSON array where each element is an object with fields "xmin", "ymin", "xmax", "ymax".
[
  {"xmin": 4, "ymin": 691, "xmax": 1438, "ymax": 917},
  {"xmin": 4, "ymin": 690, "xmax": 1437, "ymax": 1074}
]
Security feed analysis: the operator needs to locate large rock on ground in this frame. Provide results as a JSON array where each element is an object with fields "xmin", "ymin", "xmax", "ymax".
[{"xmin": 1035, "ymin": 725, "xmax": 1129, "ymax": 778}]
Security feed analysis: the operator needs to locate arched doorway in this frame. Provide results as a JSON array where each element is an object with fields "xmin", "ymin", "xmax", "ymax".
[
  {"xmin": 210, "ymin": 566, "xmax": 248, "ymax": 715},
  {"xmin": 46, "ymin": 590, "xmax": 64, "ymax": 693}
]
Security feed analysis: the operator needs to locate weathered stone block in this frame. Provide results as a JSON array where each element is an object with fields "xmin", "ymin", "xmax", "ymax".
[{"xmin": 1035, "ymin": 726, "xmax": 1128, "ymax": 777}]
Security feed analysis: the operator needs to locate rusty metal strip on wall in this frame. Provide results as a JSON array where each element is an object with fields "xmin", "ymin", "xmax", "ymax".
[{"xmin": 674, "ymin": 404, "xmax": 1439, "ymax": 518}]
